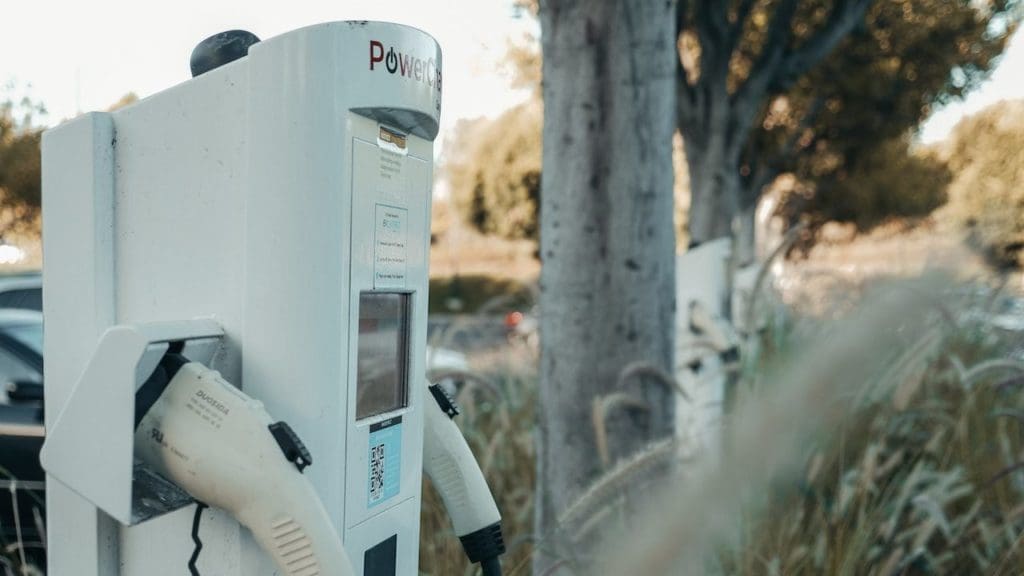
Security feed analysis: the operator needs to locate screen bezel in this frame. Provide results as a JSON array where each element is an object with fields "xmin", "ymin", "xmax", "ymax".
[{"xmin": 355, "ymin": 291, "xmax": 412, "ymax": 420}]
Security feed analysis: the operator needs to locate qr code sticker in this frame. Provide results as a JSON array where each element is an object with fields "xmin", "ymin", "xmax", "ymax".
[{"xmin": 370, "ymin": 443, "xmax": 386, "ymax": 502}]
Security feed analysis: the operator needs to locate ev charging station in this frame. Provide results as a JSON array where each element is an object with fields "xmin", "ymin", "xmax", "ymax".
[
  {"xmin": 674, "ymin": 239, "xmax": 739, "ymax": 463},
  {"xmin": 39, "ymin": 21, "xmax": 503, "ymax": 576}
]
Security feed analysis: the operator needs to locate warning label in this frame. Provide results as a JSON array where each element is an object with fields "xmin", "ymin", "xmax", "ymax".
[{"xmin": 374, "ymin": 204, "xmax": 408, "ymax": 289}]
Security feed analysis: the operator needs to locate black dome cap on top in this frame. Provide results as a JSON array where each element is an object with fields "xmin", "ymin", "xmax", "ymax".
[{"xmin": 190, "ymin": 30, "xmax": 261, "ymax": 78}]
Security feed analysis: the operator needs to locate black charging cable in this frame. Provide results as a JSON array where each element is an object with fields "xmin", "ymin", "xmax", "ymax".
[
  {"xmin": 188, "ymin": 502, "xmax": 209, "ymax": 576},
  {"xmin": 480, "ymin": 556, "xmax": 502, "ymax": 576},
  {"xmin": 460, "ymin": 521, "xmax": 506, "ymax": 576},
  {"xmin": 135, "ymin": 350, "xmax": 207, "ymax": 575}
]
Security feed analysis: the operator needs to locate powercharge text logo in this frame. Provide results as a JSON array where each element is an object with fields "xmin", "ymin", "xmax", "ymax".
[{"xmin": 369, "ymin": 40, "xmax": 442, "ymax": 94}]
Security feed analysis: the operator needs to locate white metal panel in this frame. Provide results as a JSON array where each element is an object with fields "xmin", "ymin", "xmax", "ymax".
[
  {"xmin": 110, "ymin": 58, "xmax": 248, "ymax": 384},
  {"xmin": 241, "ymin": 23, "xmax": 353, "ymax": 575},
  {"xmin": 674, "ymin": 238, "xmax": 732, "ymax": 461},
  {"xmin": 343, "ymin": 120, "xmax": 431, "ymax": 575},
  {"xmin": 40, "ymin": 327, "xmax": 145, "ymax": 523},
  {"xmin": 40, "ymin": 111, "xmax": 120, "ymax": 576},
  {"xmin": 344, "ymin": 496, "xmax": 422, "ymax": 575},
  {"xmin": 343, "ymin": 132, "xmax": 430, "ymax": 532},
  {"xmin": 109, "ymin": 53, "xmax": 250, "ymax": 576}
]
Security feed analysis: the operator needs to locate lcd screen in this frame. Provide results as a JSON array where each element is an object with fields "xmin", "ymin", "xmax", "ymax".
[{"xmin": 356, "ymin": 292, "xmax": 411, "ymax": 420}]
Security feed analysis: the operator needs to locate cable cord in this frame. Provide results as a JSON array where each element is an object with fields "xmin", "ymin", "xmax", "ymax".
[
  {"xmin": 480, "ymin": 556, "xmax": 502, "ymax": 576},
  {"xmin": 189, "ymin": 502, "xmax": 209, "ymax": 576}
]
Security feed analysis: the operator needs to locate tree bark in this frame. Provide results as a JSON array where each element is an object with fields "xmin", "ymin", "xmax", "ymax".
[
  {"xmin": 734, "ymin": 202, "xmax": 758, "ymax": 267},
  {"xmin": 684, "ymin": 132, "xmax": 742, "ymax": 248},
  {"xmin": 535, "ymin": 0, "xmax": 676, "ymax": 573}
]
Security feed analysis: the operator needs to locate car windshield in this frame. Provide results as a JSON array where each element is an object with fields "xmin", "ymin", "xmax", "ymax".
[{"xmin": 4, "ymin": 323, "xmax": 43, "ymax": 356}]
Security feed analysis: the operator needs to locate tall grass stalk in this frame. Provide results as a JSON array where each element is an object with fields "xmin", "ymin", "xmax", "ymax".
[
  {"xmin": 1, "ymin": 466, "xmax": 45, "ymax": 576},
  {"xmin": 599, "ymin": 280, "xmax": 943, "ymax": 575},
  {"xmin": 421, "ymin": 275, "xmax": 1024, "ymax": 575}
]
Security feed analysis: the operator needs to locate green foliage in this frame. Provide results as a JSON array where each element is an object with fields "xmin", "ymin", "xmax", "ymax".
[
  {"xmin": 442, "ymin": 25, "xmax": 542, "ymax": 242},
  {"xmin": 755, "ymin": 0, "xmax": 1016, "ymax": 230},
  {"xmin": 0, "ymin": 90, "xmax": 138, "ymax": 238},
  {"xmin": 721, "ymin": 289, "xmax": 1024, "ymax": 574},
  {"xmin": 942, "ymin": 99, "xmax": 1024, "ymax": 267},
  {"xmin": 0, "ymin": 92, "xmax": 45, "ymax": 232},
  {"xmin": 787, "ymin": 136, "xmax": 950, "ymax": 230},
  {"xmin": 428, "ymin": 275, "xmax": 535, "ymax": 314},
  {"xmin": 769, "ymin": 0, "xmax": 1014, "ymax": 154},
  {"xmin": 445, "ymin": 101, "xmax": 542, "ymax": 241}
]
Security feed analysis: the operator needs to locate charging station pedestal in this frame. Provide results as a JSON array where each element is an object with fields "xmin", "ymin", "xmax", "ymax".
[
  {"xmin": 41, "ymin": 21, "xmax": 440, "ymax": 576},
  {"xmin": 674, "ymin": 239, "xmax": 732, "ymax": 463}
]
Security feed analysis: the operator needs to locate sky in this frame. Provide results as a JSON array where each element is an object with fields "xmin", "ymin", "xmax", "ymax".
[
  {"xmin": 0, "ymin": 0, "xmax": 534, "ymax": 146},
  {"xmin": 919, "ymin": 26, "xmax": 1024, "ymax": 143},
  {"xmin": 0, "ymin": 1, "xmax": 1020, "ymax": 146}
]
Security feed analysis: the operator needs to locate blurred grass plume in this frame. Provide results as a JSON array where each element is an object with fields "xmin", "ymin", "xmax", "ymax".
[{"xmin": 420, "ymin": 272, "xmax": 1024, "ymax": 575}]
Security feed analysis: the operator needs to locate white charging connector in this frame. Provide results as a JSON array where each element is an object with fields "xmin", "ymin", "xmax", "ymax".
[
  {"xmin": 133, "ymin": 356, "xmax": 504, "ymax": 575},
  {"xmin": 423, "ymin": 381, "xmax": 505, "ymax": 575},
  {"xmin": 135, "ymin": 356, "xmax": 355, "ymax": 576}
]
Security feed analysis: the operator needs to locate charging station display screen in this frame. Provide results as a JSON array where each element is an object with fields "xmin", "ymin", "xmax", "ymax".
[{"xmin": 357, "ymin": 292, "xmax": 411, "ymax": 420}]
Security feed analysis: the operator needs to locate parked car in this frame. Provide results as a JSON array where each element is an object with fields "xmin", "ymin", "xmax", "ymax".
[
  {"xmin": 0, "ymin": 309, "xmax": 45, "ymax": 566},
  {"xmin": 0, "ymin": 272, "xmax": 42, "ymax": 312},
  {"xmin": 504, "ymin": 307, "xmax": 539, "ymax": 348}
]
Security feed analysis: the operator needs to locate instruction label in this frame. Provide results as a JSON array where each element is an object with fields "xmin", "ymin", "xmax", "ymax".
[
  {"xmin": 367, "ymin": 416, "xmax": 402, "ymax": 507},
  {"xmin": 378, "ymin": 149, "xmax": 406, "ymax": 197},
  {"xmin": 374, "ymin": 204, "xmax": 408, "ymax": 288}
]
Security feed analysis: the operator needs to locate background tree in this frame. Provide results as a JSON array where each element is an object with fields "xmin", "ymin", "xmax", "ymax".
[
  {"xmin": 787, "ymin": 136, "xmax": 950, "ymax": 232},
  {"xmin": 106, "ymin": 92, "xmax": 139, "ymax": 111},
  {"xmin": 0, "ymin": 90, "xmax": 138, "ymax": 240},
  {"xmin": 445, "ymin": 35, "xmax": 543, "ymax": 242},
  {"xmin": 535, "ymin": 0, "xmax": 677, "ymax": 574},
  {"xmin": 452, "ymin": 1, "xmax": 1017, "ymax": 258},
  {"xmin": 445, "ymin": 101, "xmax": 542, "ymax": 240},
  {"xmin": 677, "ymin": 0, "xmax": 1018, "ymax": 258},
  {"xmin": 939, "ymin": 99, "xmax": 1024, "ymax": 267},
  {"xmin": 0, "ymin": 93, "xmax": 45, "ymax": 235}
]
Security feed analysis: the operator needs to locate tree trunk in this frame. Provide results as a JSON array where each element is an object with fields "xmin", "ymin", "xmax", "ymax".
[
  {"xmin": 682, "ymin": 131, "xmax": 764, "ymax": 331},
  {"xmin": 733, "ymin": 202, "xmax": 758, "ymax": 267},
  {"xmin": 535, "ymin": 0, "xmax": 676, "ymax": 573},
  {"xmin": 683, "ymin": 132, "xmax": 742, "ymax": 248}
]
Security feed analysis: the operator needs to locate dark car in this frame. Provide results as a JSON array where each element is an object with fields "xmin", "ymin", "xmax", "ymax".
[
  {"xmin": 0, "ymin": 309, "xmax": 45, "ymax": 567},
  {"xmin": 0, "ymin": 273, "xmax": 42, "ymax": 312}
]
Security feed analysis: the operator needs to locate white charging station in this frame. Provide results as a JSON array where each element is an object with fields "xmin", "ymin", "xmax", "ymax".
[
  {"xmin": 674, "ymin": 238, "xmax": 736, "ymax": 463},
  {"xmin": 40, "ymin": 21, "xmax": 450, "ymax": 576}
]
